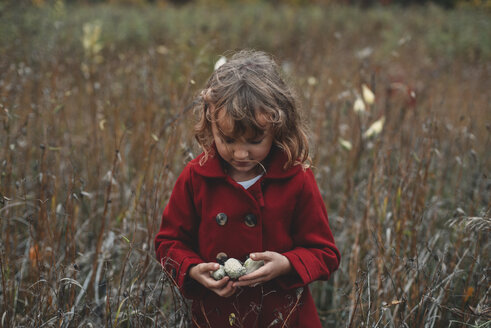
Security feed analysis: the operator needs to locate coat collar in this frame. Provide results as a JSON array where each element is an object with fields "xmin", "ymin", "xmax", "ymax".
[{"xmin": 191, "ymin": 145, "xmax": 302, "ymax": 179}]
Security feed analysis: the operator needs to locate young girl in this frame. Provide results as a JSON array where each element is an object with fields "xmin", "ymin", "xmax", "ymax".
[{"xmin": 155, "ymin": 50, "xmax": 340, "ymax": 328}]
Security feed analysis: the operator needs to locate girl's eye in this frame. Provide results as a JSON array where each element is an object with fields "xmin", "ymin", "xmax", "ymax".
[
  {"xmin": 249, "ymin": 139, "xmax": 264, "ymax": 145},
  {"xmin": 222, "ymin": 136, "xmax": 235, "ymax": 144}
]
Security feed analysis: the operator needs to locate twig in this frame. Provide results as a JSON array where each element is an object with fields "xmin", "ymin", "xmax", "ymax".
[
  {"xmin": 0, "ymin": 249, "xmax": 10, "ymax": 325},
  {"xmin": 282, "ymin": 287, "xmax": 304, "ymax": 328},
  {"xmin": 88, "ymin": 133, "xmax": 125, "ymax": 298}
]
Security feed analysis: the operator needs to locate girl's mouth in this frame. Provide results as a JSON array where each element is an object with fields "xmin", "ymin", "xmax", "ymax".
[{"xmin": 234, "ymin": 161, "xmax": 252, "ymax": 167}]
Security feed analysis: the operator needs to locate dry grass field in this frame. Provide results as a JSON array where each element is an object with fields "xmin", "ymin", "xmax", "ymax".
[{"xmin": 0, "ymin": 1, "xmax": 490, "ymax": 327}]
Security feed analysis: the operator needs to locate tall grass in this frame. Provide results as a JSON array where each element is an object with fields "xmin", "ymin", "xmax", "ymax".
[{"xmin": 0, "ymin": 2, "xmax": 489, "ymax": 327}]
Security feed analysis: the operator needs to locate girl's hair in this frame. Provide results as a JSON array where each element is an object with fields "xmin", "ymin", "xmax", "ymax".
[{"xmin": 194, "ymin": 50, "xmax": 310, "ymax": 169}]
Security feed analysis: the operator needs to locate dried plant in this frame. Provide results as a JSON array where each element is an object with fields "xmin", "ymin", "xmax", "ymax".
[{"xmin": 0, "ymin": 2, "xmax": 489, "ymax": 327}]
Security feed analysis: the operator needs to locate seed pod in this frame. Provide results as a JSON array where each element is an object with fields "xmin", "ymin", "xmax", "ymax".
[
  {"xmin": 224, "ymin": 258, "xmax": 246, "ymax": 279},
  {"xmin": 211, "ymin": 265, "xmax": 226, "ymax": 281},
  {"xmin": 244, "ymin": 258, "xmax": 264, "ymax": 274}
]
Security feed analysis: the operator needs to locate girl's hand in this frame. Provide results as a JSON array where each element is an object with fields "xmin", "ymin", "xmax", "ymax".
[
  {"xmin": 189, "ymin": 263, "xmax": 236, "ymax": 297},
  {"xmin": 232, "ymin": 251, "xmax": 292, "ymax": 288}
]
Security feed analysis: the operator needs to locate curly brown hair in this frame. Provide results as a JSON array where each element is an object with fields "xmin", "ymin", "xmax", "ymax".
[{"xmin": 194, "ymin": 50, "xmax": 310, "ymax": 169}]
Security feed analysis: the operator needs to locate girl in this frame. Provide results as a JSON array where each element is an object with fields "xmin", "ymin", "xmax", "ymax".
[{"xmin": 155, "ymin": 50, "xmax": 340, "ymax": 328}]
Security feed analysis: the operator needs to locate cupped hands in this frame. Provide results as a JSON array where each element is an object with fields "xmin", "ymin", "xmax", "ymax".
[
  {"xmin": 232, "ymin": 251, "xmax": 292, "ymax": 288},
  {"xmin": 189, "ymin": 262, "xmax": 236, "ymax": 298}
]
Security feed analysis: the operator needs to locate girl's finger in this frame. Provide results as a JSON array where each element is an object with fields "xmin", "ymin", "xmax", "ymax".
[
  {"xmin": 232, "ymin": 277, "xmax": 263, "ymax": 288},
  {"xmin": 215, "ymin": 281, "xmax": 236, "ymax": 297},
  {"xmin": 219, "ymin": 289, "xmax": 236, "ymax": 298},
  {"xmin": 237, "ymin": 268, "xmax": 265, "ymax": 282},
  {"xmin": 250, "ymin": 251, "xmax": 271, "ymax": 261},
  {"xmin": 200, "ymin": 262, "xmax": 220, "ymax": 272},
  {"xmin": 207, "ymin": 276, "xmax": 229, "ymax": 289}
]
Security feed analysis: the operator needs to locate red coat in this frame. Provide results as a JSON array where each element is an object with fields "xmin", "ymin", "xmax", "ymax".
[{"xmin": 155, "ymin": 146, "xmax": 340, "ymax": 327}]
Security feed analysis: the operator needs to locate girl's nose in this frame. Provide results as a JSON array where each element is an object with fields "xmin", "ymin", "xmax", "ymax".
[{"xmin": 234, "ymin": 148, "xmax": 249, "ymax": 160}]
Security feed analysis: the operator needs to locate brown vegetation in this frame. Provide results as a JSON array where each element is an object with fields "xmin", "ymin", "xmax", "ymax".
[{"xmin": 0, "ymin": 2, "xmax": 489, "ymax": 327}]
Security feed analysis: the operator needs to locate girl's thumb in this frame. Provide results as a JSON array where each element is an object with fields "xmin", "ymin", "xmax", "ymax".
[
  {"xmin": 250, "ymin": 252, "xmax": 265, "ymax": 260},
  {"xmin": 204, "ymin": 262, "xmax": 220, "ymax": 271},
  {"xmin": 251, "ymin": 251, "xmax": 274, "ymax": 261}
]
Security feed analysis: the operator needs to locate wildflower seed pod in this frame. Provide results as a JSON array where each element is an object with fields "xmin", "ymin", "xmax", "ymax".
[
  {"xmin": 362, "ymin": 84, "xmax": 375, "ymax": 105},
  {"xmin": 224, "ymin": 258, "xmax": 246, "ymax": 279},
  {"xmin": 244, "ymin": 258, "xmax": 265, "ymax": 274},
  {"xmin": 211, "ymin": 265, "xmax": 226, "ymax": 281}
]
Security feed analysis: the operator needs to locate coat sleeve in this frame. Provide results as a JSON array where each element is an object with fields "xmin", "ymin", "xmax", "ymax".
[
  {"xmin": 278, "ymin": 169, "xmax": 341, "ymax": 289},
  {"xmin": 154, "ymin": 164, "xmax": 205, "ymax": 299}
]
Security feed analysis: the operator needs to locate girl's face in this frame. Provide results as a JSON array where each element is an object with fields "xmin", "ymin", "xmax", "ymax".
[{"xmin": 211, "ymin": 108, "xmax": 274, "ymax": 182}]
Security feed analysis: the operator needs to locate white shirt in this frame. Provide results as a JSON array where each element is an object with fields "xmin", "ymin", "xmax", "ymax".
[{"xmin": 237, "ymin": 174, "xmax": 263, "ymax": 189}]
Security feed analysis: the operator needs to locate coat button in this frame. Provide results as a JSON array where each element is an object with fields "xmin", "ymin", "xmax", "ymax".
[
  {"xmin": 216, "ymin": 213, "xmax": 228, "ymax": 226},
  {"xmin": 216, "ymin": 252, "xmax": 228, "ymax": 265},
  {"xmin": 244, "ymin": 213, "xmax": 257, "ymax": 227}
]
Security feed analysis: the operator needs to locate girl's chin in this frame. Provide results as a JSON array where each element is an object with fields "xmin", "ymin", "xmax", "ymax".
[{"xmin": 227, "ymin": 162, "xmax": 258, "ymax": 177}]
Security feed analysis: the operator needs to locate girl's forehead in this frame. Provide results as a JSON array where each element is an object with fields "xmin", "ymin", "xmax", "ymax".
[
  {"xmin": 214, "ymin": 109, "xmax": 234, "ymax": 132},
  {"xmin": 214, "ymin": 107, "xmax": 270, "ymax": 136}
]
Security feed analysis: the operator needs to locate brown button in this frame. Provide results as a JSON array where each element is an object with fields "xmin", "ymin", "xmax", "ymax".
[
  {"xmin": 216, "ymin": 213, "xmax": 227, "ymax": 226},
  {"xmin": 216, "ymin": 252, "xmax": 228, "ymax": 264},
  {"xmin": 244, "ymin": 213, "xmax": 257, "ymax": 227}
]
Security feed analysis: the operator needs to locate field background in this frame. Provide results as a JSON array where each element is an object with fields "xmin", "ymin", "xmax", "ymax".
[{"xmin": 0, "ymin": 0, "xmax": 490, "ymax": 327}]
